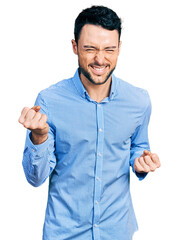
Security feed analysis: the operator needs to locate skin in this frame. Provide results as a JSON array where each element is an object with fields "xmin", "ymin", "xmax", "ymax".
[
  {"xmin": 134, "ymin": 150, "xmax": 160, "ymax": 173},
  {"xmin": 18, "ymin": 24, "xmax": 161, "ymax": 173},
  {"xmin": 72, "ymin": 24, "xmax": 121, "ymax": 103},
  {"xmin": 18, "ymin": 106, "xmax": 49, "ymax": 144}
]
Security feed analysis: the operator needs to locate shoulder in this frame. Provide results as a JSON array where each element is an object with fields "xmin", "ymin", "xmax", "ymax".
[
  {"xmin": 116, "ymin": 77, "xmax": 151, "ymax": 111},
  {"xmin": 38, "ymin": 77, "xmax": 73, "ymax": 100}
]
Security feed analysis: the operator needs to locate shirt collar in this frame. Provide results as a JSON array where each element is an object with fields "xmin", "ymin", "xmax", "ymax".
[
  {"xmin": 72, "ymin": 69, "xmax": 87, "ymax": 99},
  {"xmin": 109, "ymin": 73, "xmax": 117, "ymax": 100},
  {"xmin": 72, "ymin": 68, "xmax": 117, "ymax": 101}
]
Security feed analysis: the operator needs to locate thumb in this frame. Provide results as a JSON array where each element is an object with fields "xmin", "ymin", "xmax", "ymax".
[
  {"xmin": 143, "ymin": 150, "xmax": 152, "ymax": 156},
  {"xmin": 140, "ymin": 150, "xmax": 151, "ymax": 157},
  {"xmin": 31, "ymin": 105, "xmax": 41, "ymax": 112}
]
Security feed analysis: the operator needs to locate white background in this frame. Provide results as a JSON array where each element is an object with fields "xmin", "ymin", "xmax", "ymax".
[{"xmin": 0, "ymin": 0, "xmax": 179, "ymax": 239}]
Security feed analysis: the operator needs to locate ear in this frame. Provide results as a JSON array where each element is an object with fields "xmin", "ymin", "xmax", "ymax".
[
  {"xmin": 71, "ymin": 39, "xmax": 78, "ymax": 55},
  {"xmin": 118, "ymin": 41, "xmax": 122, "ymax": 55}
]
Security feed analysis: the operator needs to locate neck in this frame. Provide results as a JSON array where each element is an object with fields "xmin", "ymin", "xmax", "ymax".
[{"xmin": 80, "ymin": 73, "xmax": 112, "ymax": 103}]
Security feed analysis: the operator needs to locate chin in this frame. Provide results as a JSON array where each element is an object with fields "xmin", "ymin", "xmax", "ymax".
[
  {"xmin": 93, "ymin": 76, "xmax": 107, "ymax": 83},
  {"xmin": 79, "ymin": 65, "xmax": 115, "ymax": 85},
  {"xmin": 89, "ymin": 75, "xmax": 110, "ymax": 85}
]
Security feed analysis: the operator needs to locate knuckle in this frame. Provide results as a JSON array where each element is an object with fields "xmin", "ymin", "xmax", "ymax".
[
  {"xmin": 144, "ymin": 156, "xmax": 151, "ymax": 162},
  {"xmin": 135, "ymin": 162, "xmax": 143, "ymax": 172},
  {"xmin": 152, "ymin": 153, "xmax": 158, "ymax": 158},
  {"xmin": 38, "ymin": 122, "xmax": 44, "ymax": 129},
  {"xmin": 145, "ymin": 168, "xmax": 150, "ymax": 173},
  {"xmin": 135, "ymin": 165, "xmax": 141, "ymax": 172},
  {"xmin": 42, "ymin": 114, "xmax": 47, "ymax": 121},
  {"xmin": 139, "ymin": 157, "xmax": 145, "ymax": 165},
  {"xmin": 139, "ymin": 167, "xmax": 144, "ymax": 172},
  {"xmin": 138, "ymin": 157, "xmax": 143, "ymax": 163},
  {"xmin": 36, "ymin": 112, "xmax": 42, "ymax": 118},
  {"xmin": 18, "ymin": 116, "xmax": 23, "ymax": 124},
  {"xmin": 157, "ymin": 162, "xmax": 161, "ymax": 168},
  {"xmin": 29, "ymin": 109, "xmax": 36, "ymax": 114},
  {"xmin": 143, "ymin": 164, "xmax": 150, "ymax": 172},
  {"xmin": 30, "ymin": 122, "xmax": 37, "ymax": 129},
  {"xmin": 150, "ymin": 166, "xmax": 156, "ymax": 172},
  {"xmin": 21, "ymin": 106, "xmax": 29, "ymax": 113},
  {"xmin": 23, "ymin": 121, "xmax": 30, "ymax": 128}
]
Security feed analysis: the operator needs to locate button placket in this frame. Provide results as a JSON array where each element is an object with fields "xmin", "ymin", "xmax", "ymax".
[{"xmin": 92, "ymin": 103, "xmax": 104, "ymax": 239}]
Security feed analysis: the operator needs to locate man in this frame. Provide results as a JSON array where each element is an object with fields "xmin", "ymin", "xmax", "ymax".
[{"xmin": 19, "ymin": 5, "xmax": 160, "ymax": 240}]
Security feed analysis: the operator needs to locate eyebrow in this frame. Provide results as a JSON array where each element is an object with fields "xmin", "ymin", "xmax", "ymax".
[
  {"xmin": 83, "ymin": 45, "xmax": 96, "ymax": 49},
  {"xmin": 104, "ymin": 46, "xmax": 117, "ymax": 49}
]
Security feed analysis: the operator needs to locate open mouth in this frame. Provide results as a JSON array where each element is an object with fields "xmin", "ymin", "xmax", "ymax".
[{"xmin": 89, "ymin": 65, "xmax": 108, "ymax": 75}]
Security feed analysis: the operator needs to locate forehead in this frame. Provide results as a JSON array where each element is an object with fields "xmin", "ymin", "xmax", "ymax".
[{"xmin": 78, "ymin": 24, "xmax": 119, "ymax": 47}]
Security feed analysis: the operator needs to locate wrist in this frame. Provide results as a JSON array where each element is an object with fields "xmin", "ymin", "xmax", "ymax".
[{"xmin": 31, "ymin": 132, "xmax": 48, "ymax": 145}]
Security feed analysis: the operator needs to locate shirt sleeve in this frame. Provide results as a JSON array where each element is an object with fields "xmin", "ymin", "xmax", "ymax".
[
  {"xmin": 22, "ymin": 93, "xmax": 56, "ymax": 187},
  {"xmin": 129, "ymin": 92, "xmax": 152, "ymax": 181}
]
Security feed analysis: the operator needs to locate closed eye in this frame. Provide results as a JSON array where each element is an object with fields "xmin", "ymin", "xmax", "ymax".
[
  {"xmin": 85, "ymin": 48, "xmax": 96, "ymax": 52},
  {"xmin": 106, "ymin": 49, "xmax": 115, "ymax": 52}
]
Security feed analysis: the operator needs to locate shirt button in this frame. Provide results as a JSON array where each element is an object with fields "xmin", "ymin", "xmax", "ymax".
[
  {"xmin": 98, "ymin": 152, "xmax": 102, "ymax": 157},
  {"xmin": 32, "ymin": 148, "xmax": 36, "ymax": 152},
  {"xmin": 97, "ymin": 104, "xmax": 101, "ymax": 107},
  {"xmin": 99, "ymin": 128, "xmax": 103, "ymax": 132},
  {"xmin": 94, "ymin": 224, "xmax": 98, "ymax": 227},
  {"xmin": 95, "ymin": 200, "xmax": 99, "ymax": 204},
  {"xmin": 96, "ymin": 177, "xmax": 101, "ymax": 181}
]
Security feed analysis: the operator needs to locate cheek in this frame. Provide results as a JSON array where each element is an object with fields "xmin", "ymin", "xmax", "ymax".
[
  {"xmin": 79, "ymin": 54, "xmax": 93, "ymax": 66},
  {"xmin": 109, "ymin": 55, "xmax": 118, "ymax": 65}
]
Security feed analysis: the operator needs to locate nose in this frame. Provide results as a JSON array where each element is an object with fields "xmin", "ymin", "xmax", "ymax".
[{"xmin": 94, "ymin": 50, "xmax": 105, "ymax": 65}]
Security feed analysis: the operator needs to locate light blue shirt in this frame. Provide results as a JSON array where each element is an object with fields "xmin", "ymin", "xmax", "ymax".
[{"xmin": 22, "ymin": 69, "xmax": 151, "ymax": 240}]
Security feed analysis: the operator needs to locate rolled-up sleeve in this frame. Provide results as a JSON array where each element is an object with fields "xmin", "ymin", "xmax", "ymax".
[
  {"xmin": 130, "ymin": 92, "xmax": 152, "ymax": 181},
  {"xmin": 22, "ymin": 93, "xmax": 56, "ymax": 187}
]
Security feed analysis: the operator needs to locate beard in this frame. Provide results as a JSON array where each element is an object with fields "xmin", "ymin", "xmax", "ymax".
[{"xmin": 78, "ymin": 61, "xmax": 116, "ymax": 85}]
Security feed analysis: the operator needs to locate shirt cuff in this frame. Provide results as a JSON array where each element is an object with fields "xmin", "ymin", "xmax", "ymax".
[
  {"xmin": 134, "ymin": 171, "xmax": 148, "ymax": 181},
  {"xmin": 24, "ymin": 130, "xmax": 49, "ymax": 156},
  {"xmin": 130, "ymin": 150, "xmax": 149, "ymax": 181}
]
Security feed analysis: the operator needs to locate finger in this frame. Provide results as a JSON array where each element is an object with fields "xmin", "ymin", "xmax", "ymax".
[
  {"xmin": 143, "ymin": 155, "xmax": 156, "ymax": 172},
  {"xmin": 29, "ymin": 112, "xmax": 42, "ymax": 129},
  {"xmin": 138, "ymin": 157, "xmax": 150, "ymax": 172},
  {"xmin": 31, "ymin": 105, "xmax": 41, "ymax": 112},
  {"xmin": 140, "ymin": 150, "xmax": 151, "ymax": 158},
  {"xmin": 140, "ymin": 152, "xmax": 145, "ymax": 157},
  {"xmin": 23, "ymin": 109, "xmax": 37, "ymax": 128},
  {"xmin": 18, "ymin": 107, "xmax": 30, "ymax": 124},
  {"xmin": 36, "ymin": 114, "xmax": 47, "ymax": 129},
  {"xmin": 37, "ymin": 114, "xmax": 48, "ymax": 129},
  {"xmin": 134, "ymin": 158, "xmax": 144, "ymax": 173},
  {"xmin": 30, "ymin": 114, "xmax": 48, "ymax": 131},
  {"xmin": 32, "ymin": 111, "xmax": 42, "ymax": 122},
  {"xmin": 143, "ymin": 150, "xmax": 152, "ymax": 157},
  {"xmin": 151, "ymin": 153, "xmax": 161, "ymax": 168},
  {"xmin": 40, "ymin": 114, "xmax": 47, "ymax": 124}
]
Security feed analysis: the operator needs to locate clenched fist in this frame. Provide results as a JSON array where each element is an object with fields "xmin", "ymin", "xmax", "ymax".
[
  {"xmin": 18, "ymin": 106, "xmax": 49, "ymax": 144},
  {"xmin": 134, "ymin": 150, "xmax": 161, "ymax": 173}
]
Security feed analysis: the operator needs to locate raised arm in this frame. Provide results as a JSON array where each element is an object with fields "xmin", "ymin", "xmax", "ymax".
[{"xmin": 19, "ymin": 94, "xmax": 56, "ymax": 187}]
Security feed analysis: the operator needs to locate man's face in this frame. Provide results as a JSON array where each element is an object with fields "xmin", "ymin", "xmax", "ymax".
[{"xmin": 72, "ymin": 24, "xmax": 121, "ymax": 85}]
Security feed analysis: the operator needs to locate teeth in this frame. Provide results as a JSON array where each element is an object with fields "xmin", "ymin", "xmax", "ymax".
[{"xmin": 93, "ymin": 66, "xmax": 105, "ymax": 71}]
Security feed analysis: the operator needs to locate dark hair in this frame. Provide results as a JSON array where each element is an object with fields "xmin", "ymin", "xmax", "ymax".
[{"xmin": 74, "ymin": 5, "xmax": 122, "ymax": 44}]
